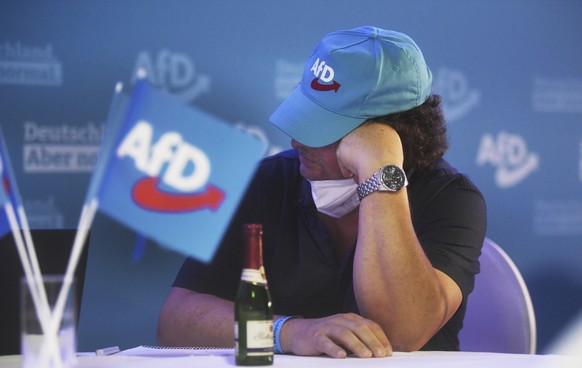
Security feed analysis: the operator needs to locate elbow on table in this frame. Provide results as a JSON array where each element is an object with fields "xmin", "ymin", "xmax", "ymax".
[
  {"xmin": 156, "ymin": 289, "xmax": 189, "ymax": 346},
  {"xmin": 379, "ymin": 303, "xmax": 452, "ymax": 352},
  {"xmin": 389, "ymin": 332, "xmax": 433, "ymax": 352},
  {"xmin": 156, "ymin": 308, "xmax": 173, "ymax": 346}
]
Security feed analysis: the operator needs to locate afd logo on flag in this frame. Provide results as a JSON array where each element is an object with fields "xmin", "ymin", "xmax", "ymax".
[
  {"xmin": 116, "ymin": 120, "xmax": 225, "ymax": 213},
  {"xmin": 94, "ymin": 80, "xmax": 263, "ymax": 262}
]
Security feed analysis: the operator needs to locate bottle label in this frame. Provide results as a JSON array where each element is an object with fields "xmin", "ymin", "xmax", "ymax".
[
  {"xmin": 245, "ymin": 320, "xmax": 274, "ymax": 356},
  {"xmin": 240, "ymin": 267, "xmax": 267, "ymax": 285}
]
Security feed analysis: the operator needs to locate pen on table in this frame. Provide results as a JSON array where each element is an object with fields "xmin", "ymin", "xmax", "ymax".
[{"xmin": 95, "ymin": 346, "xmax": 120, "ymax": 356}]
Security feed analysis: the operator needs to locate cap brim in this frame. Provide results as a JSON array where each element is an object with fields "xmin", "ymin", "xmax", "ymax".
[{"xmin": 269, "ymin": 86, "xmax": 365, "ymax": 148}]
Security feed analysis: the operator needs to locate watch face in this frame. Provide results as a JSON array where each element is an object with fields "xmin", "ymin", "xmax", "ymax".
[{"xmin": 381, "ymin": 165, "xmax": 406, "ymax": 191}]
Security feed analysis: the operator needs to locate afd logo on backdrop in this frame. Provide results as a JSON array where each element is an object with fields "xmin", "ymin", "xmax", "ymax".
[
  {"xmin": 0, "ymin": 42, "xmax": 63, "ymax": 86},
  {"xmin": 116, "ymin": 120, "xmax": 224, "ymax": 213},
  {"xmin": 476, "ymin": 131, "xmax": 539, "ymax": 189},
  {"xmin": 132, "ymin": 50, "xmax": 210, "ymax": 103},
  {"xmin": 432, "ymin": 67, "xmax": 480, "ymax": 123}
]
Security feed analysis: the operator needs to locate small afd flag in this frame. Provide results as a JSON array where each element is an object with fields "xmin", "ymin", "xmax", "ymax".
[
  {"xmin": 0, "ymin": 127, "xmax": 22, "ymax": 239},
  {"xmin": 89, "ymin": 80, "xmax": 264, "ymax": 262},
  {"xmin": 0, "ymin": 166, "xmax": 9, "ymax": 239}
]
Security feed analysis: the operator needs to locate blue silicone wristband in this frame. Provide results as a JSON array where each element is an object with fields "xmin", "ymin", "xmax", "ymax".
[{"xmin": 273, "ymin": 316, "xmax": 301, "ymax": 354}]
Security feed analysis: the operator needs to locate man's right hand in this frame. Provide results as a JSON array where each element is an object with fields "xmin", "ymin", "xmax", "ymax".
[
  {"xmin": 336, "ymin": 121, "xmax": 404, "ymax": 184},
  {"xmin": 279, "ymin": 313, "xmax": 392, "ymax": 358}
]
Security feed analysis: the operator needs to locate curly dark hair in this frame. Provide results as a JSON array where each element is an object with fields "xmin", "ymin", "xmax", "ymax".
[{"xmin": 373, "ymin": 94, "xmax": 448, "ymax": 171}]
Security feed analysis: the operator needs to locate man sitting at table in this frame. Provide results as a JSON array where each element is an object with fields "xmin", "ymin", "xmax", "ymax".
[{"xmin": 157, "ymin": 26, "xmax": 487, "ymax": 358}]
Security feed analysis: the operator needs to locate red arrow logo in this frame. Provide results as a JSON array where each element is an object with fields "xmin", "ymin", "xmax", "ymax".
[
  {"xmin": 311, "ymin": 78, "xmax": 341, "ymax": 92},
  {"xmin": 131, "ymin": 177, "xmax": 225, "ymax": 213}
]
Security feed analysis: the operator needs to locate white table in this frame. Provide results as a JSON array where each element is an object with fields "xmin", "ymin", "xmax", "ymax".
[{"xmin": 1, "ymin": 351, "xmax": 581, "ymax": 368}]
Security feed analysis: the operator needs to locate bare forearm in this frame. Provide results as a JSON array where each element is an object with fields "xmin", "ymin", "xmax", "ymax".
[
  {"xmin": 353, "ymin": 191, "xmax": 456, "ymax": 351},
  {"xmin": 336, "ymin": 122, "xmax": 462, "ymax": 351},
  {"xmin": 157, "ymin": 287, "xmax": 235, "ymax": 347}
]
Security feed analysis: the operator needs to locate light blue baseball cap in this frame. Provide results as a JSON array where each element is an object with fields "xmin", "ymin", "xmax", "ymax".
[{"xmin": 270, "ymin": 26, "xmax": 432, "ymax": 148}]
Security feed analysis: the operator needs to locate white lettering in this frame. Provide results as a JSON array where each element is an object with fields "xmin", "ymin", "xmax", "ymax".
[
  {"xmin": 476, "ymin": 134, "xmax": 499, "ymax": 166},
  {"xmin": 24, "ymin": 121, "xmax": 103, "ymax": 144},
  {"xmin": 23, "ymin": 144, "xmax": 98, "ymax": 173},
  {"xmin": 116, "ymin": 121, "xmax": 210, "ymax": 191},
  {"xmin": 309, "ymin": 58, "xmax": 334, "ymax": 82},
  {"xmin": 310, "ymin": 58, "xmax": 330, "ymax": 79},
  {"xmin": 500, "ymin": 132, "xmax": 527, "ymax": 167},
  {"xmin": 443, "ymin": 69, "xmax": 469, "ymax": 101},
  {"xmin": 310, "ymin": 58, "xmax": 321, "ymax": 76},
  {"xmin": 319, "ymin": 64, "xmax": 334, "ymax": 83},
  {"xmin": 132, "ymin": 52, "xmax": 157, "ymax": 85},
  {"xmin": 163, "ymin": 143, "xmax": 210, "ymax": 191},
  {"xmin": 116, "ymin": 121, "xmax": 153, "ymax": 171},
  {"xmin": 132, "ymin": 50, "xmax": 210, "ymax": 103},
  {"xmin": 476, "ymin": 131, "xmax": 539, "ymax": 189},
  {"xmin": 432, "ymin": 68, "xmax": 481, "ymax": 123},
  {"xmin": 316, "ymin": 60, "xmax": 325, "ymax": 77},
  {"xmin": 146, "ymin": 132, "xmax": 182, "ymax": 176},
  {"xmin": 156, "ymin": 50, "xmax": 171, "ymax": 85},
  {"xmin": 0, "ymin": 42, "xmax": 55, "ymax": 61},
  {"xmin": 169, "ymin": 53, "xmax": 194, "ymax": 89},
  {"xmin": 133, "ymin": 50, "xmax": 194, "ymax": 89},
  {"xmin": 0, "ymin": 42, "xmax": 63, "ymax": 86}
]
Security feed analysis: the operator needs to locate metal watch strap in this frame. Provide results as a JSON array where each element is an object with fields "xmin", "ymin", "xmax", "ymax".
[{"xmin": 357, "ymin": 172, "xmax": 382, "ymax": 200}]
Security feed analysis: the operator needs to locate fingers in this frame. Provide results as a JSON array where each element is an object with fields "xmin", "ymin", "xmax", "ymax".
[
  {"xmin": 327, "ymin": 314, "xmax": 392, "ymax": 358},
  {"xmin": 314, "ymin": 334, "xmax": 348, "ymax": 359},
  {"xmin": 367, "ymin": 320, "xmax": 392, "ymax": 355},
  {"xmin": 285, "ymin": 313, "xmax": 392, "ymax": 358}
]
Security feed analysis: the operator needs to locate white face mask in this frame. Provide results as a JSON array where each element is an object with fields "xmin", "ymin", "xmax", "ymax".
[{"xmin": 308, "ymin": 178, "xmax": 360, "ymax": 218}]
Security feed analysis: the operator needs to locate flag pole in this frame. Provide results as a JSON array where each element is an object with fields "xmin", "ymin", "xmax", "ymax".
[
  {"xmin": 38, "ymin": 80, "xmax": 127, "ymax": 363},
  {"xmin": 4, "ymin": 202, "xmax": 63, "ymax": 368},
  {"xmin": 0, "ymin": 127, "xmax": 63, "ymax": 368}
]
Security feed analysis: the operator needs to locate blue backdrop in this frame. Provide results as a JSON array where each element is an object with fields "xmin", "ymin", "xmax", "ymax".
[{"xmin": 1, "ymin": 0, "xmax": 581, "ymax": 353}]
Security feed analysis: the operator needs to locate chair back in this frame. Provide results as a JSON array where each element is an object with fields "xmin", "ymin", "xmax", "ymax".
[{"xmin": 459, "ymin": 238, "xmax": 536, "ymax": 354}]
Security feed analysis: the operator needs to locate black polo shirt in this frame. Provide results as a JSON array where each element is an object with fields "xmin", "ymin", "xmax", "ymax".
[{"xmin": 173, "ymin": 149, "xmax": 487, "ymax": 351}]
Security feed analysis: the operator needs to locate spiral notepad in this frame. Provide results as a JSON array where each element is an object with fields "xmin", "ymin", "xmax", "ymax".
[{"xmin": 119, "ymin": 345, "xmax": 234, "ymax": 357}]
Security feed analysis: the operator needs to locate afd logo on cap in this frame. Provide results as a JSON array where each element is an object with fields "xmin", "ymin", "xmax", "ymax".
[
  {"xmin": 116, "ymin": 121, "xmax": 225, "ymax": 213},
  {"xmin": 310, "ymin": 58, "xmax": 341, "ymax": 92}
]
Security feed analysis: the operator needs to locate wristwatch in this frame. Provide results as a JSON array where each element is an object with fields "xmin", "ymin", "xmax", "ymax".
[{"xmin": 356, "ymin": 165, "xmax": 408, "ymax": 200}]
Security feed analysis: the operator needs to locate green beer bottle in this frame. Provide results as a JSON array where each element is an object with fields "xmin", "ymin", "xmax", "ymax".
[{"xmin": 235, "ymin": 224, "xmax": 274, "ymax": 366}]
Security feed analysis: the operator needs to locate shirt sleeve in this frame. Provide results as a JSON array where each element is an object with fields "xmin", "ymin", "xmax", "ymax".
[{"xmin": 410, "ymin": 171, "xmax": 487, "ymax": 300}]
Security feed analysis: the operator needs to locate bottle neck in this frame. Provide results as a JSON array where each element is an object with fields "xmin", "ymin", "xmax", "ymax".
[
  {"xmin": 242, "ymin": 224, "xmax": 266, "ymax": 284},
  {"xmin": 243, "ymin": 224, "xmax": 263, "ymax": 270}
]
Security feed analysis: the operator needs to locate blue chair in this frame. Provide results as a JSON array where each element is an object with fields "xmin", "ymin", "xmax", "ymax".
[{"xmin": 459, "ymin": 238, "xmax": 537, "ymax": 354}]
